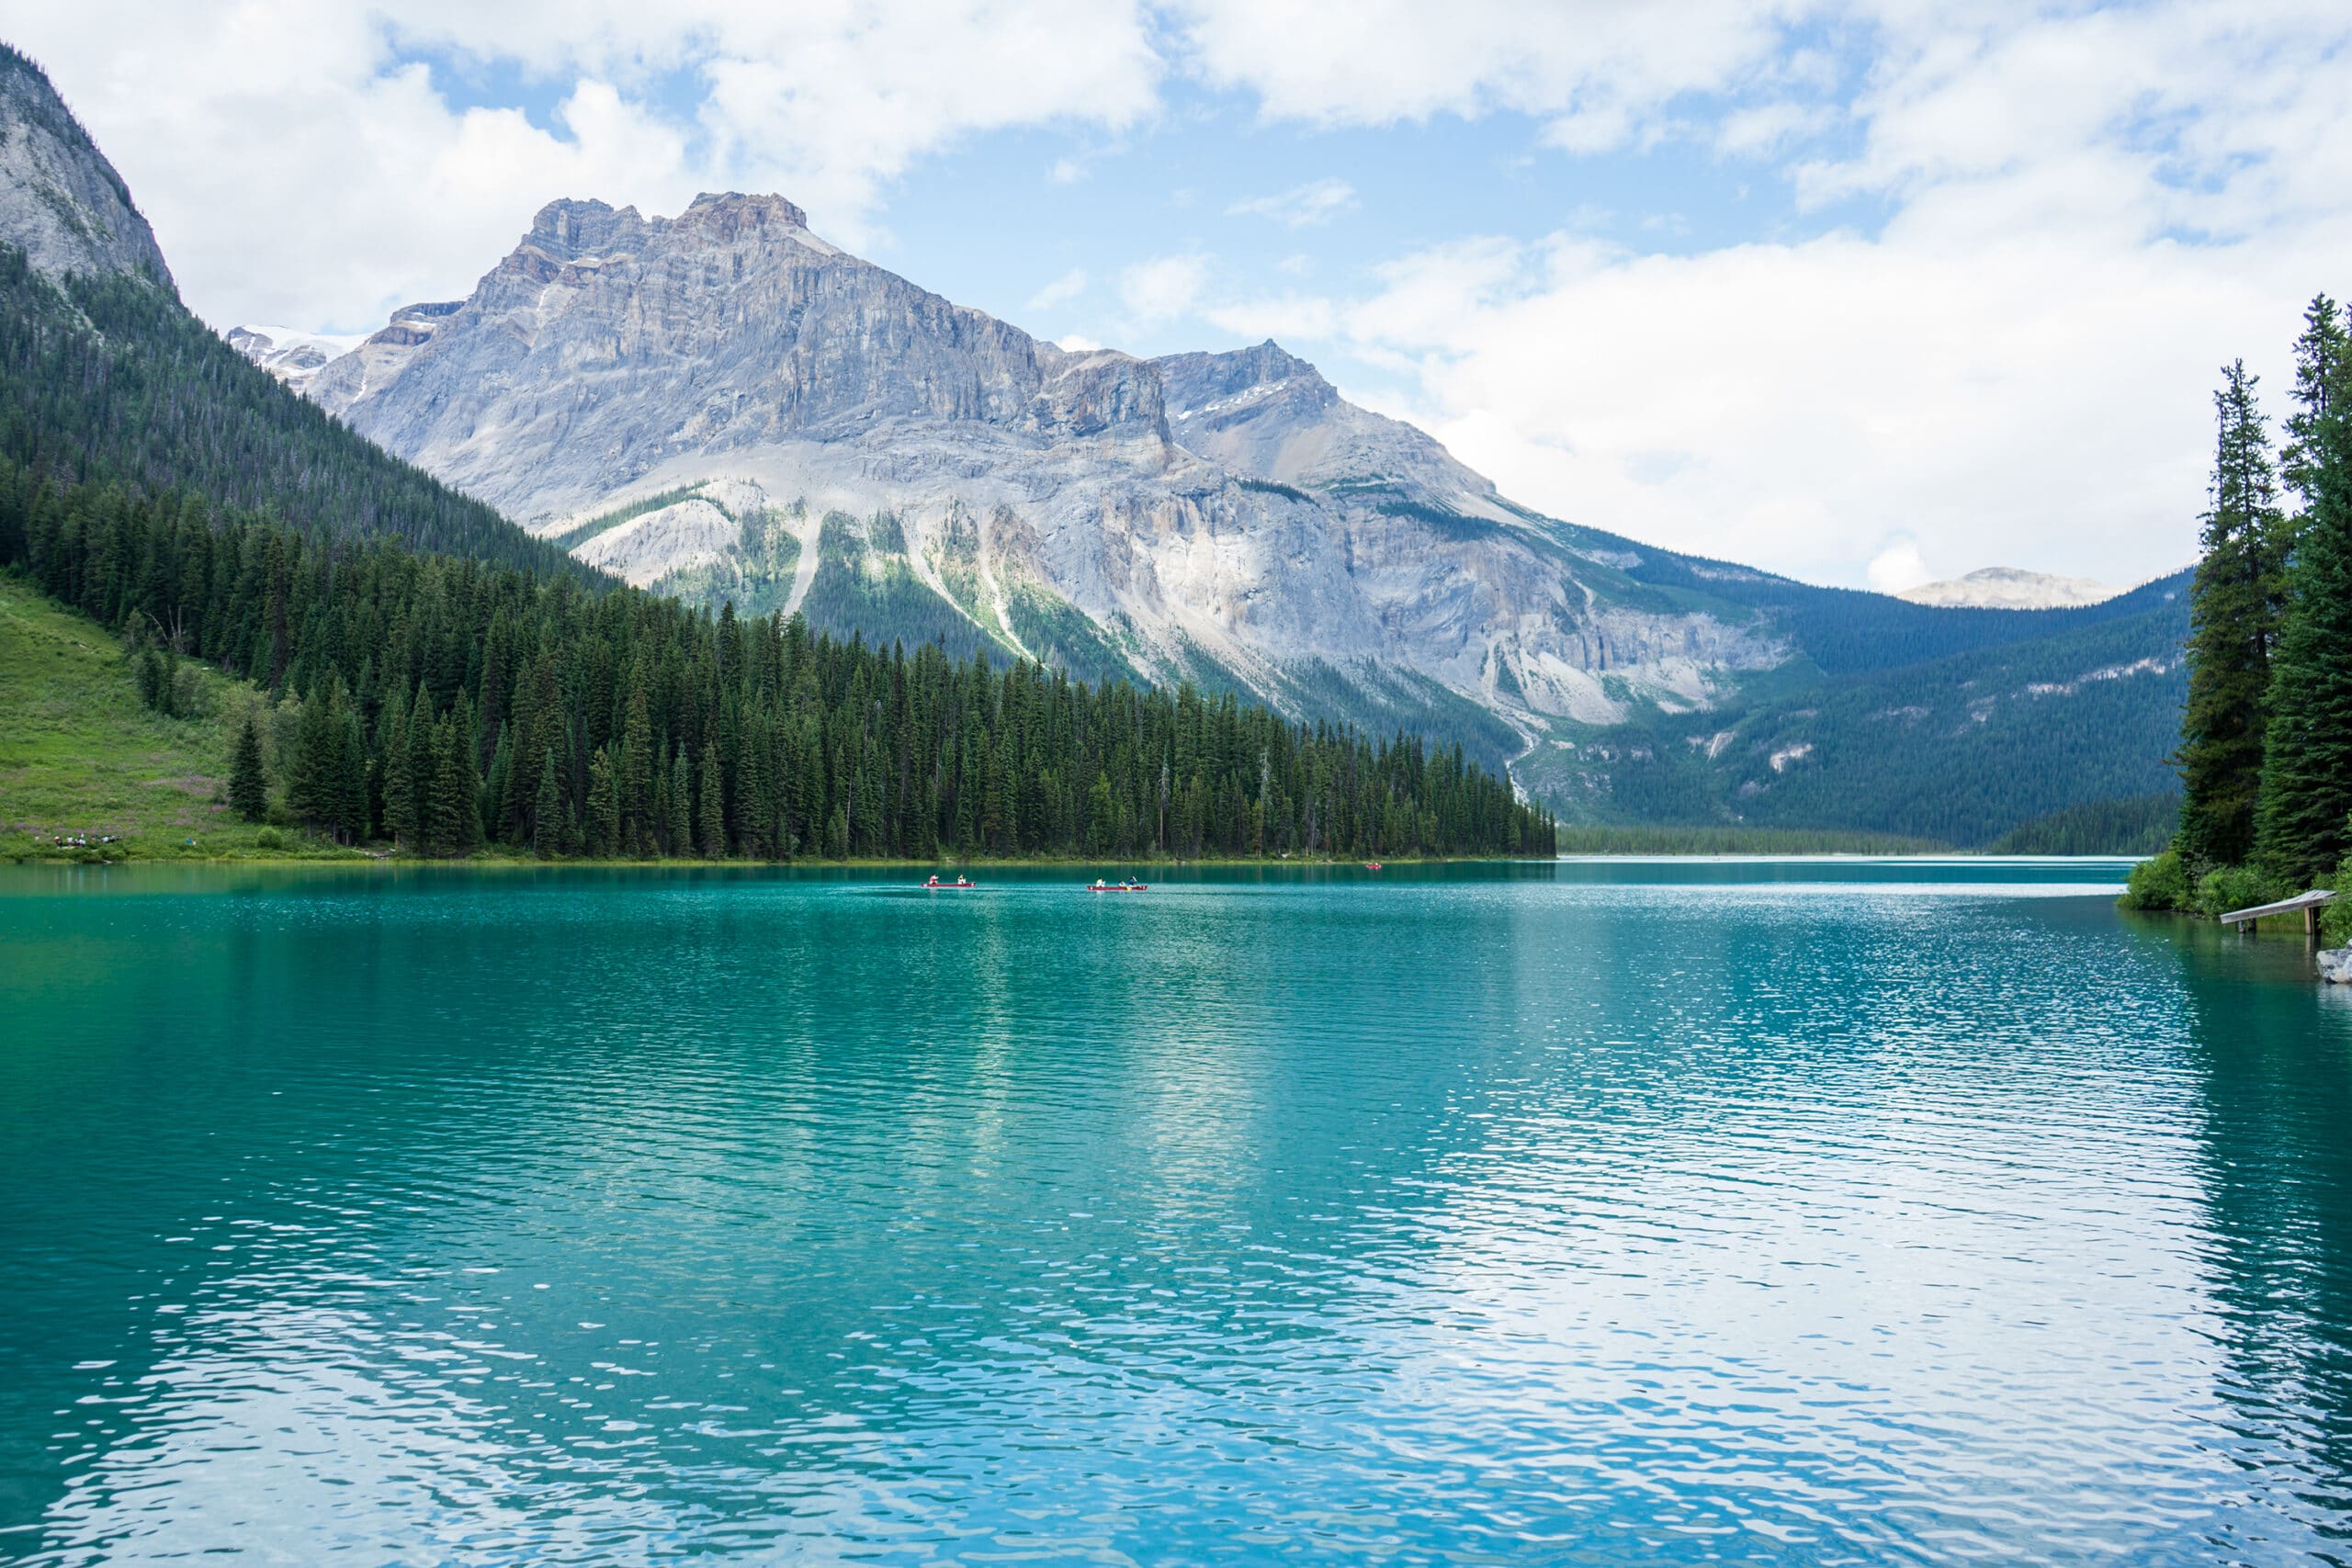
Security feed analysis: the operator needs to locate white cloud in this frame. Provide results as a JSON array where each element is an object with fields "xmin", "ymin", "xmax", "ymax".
[
  {"xmin": 1173, "ymin": 0, "xmax": 1804, "ymax": 150},
  {"xmin": 1049, "ymin": 156, "xmax": 1086, "ymax": 185},
  {"xmin": 1120, "ymin": 252, "xmax": 1210, "ymax": 323},
  {"xmin": 0, "ymin": 0, "xmax": 1159, "ymax": 331},
  {"xmin": 1867, "ymin": 541, "xmax": 1932, "ymax": 595},
  {"xmin": 1244, "ymin": 0, "xmax": 2352, "ymax": 588},
  {"xmin": 1226, "ymin": 176, "xmax": 1356, "ymax": 227},
  {"xmin": 1713, "ymin": 100, "xmax": 1834, "ymax": 159},
  {"xmin": 1056, "ymin": 333, "xmax": 1105, "ymax": 352},
  {"xmin": 1026, "ymin": 267, "xmax": 1089, "ymax": 310}
]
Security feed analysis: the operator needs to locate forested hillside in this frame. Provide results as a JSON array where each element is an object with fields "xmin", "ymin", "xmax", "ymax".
[
  {"xmin": 1549, "ymin": 513, "xmax": 2187, "ymax": 677},
  {"xmin": 1, "ymin": 468, "xmax": 1555, "ymax": 861},
  {"xmin": 0, "ymin": 247, "xmax": 587, "ymax": 579},
  {"xmin": 1518, "ymin": 581, "xmax": 2189, "ymax": 847}
]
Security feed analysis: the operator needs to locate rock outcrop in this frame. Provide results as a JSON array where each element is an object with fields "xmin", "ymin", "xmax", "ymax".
[
  {"xmin": 2320, "ymin": 947, "xmax": 2352, "ymax": 985},
  {"xmin": 289, "ymin": 190, "xmax": 1788, "ymax": 751},
  {"xmin": 0, "ymin": 42, "xmax": 172, "ymax": 286}
]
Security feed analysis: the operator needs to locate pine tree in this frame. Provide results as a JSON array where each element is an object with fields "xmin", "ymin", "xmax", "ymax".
[
  {"xmin": 2258, "ymin": 297, "xmax": 2352, "ymax": 884},
  {"xmin": 427, "ymin": 718, "xmax": 469, "ymax": 857},
  {"xmin": 405, "ymin": 681, "xmax": 437, "ymax": 846},
  {"xmin": 227, "ymin": 710, "xmax": 268, "ymax": 821},
  {"xmin": 285, "ymin": 681, "xmax": 334, "ymax": 829},
  {"xmin": 2283, "ymin": 295, "xmax": 2347, "ymax": 512},
  {"xmin": 698, "ymin": 740, "xmax": 727, "ymax": 858},
  {"xmin": 586, "ymin": 747, "xmax": 620, "ymax": 857},
  {"xmin": 670, "ymin": 747, "xmax": 694, "ymax": 857},
  {"xmin": 622, "ymin": 682, "xmax": 653, "ymax": 855},
  {"xmin": 532, "ymin": 748, "xmax": 561, "ymax": 859},
  {"xmin": 335, "ymin": 705, "xmax": 368, "ymax": 843},
  {"xmin": 449, "ymin": 691, "xmax": 484, "ymax": 853},
  {"xmin": 2177, "ymin": 361, "xmax": 2286, "ymax": 867},
  {"xmin": 381, "ymin": 686, "xmax": 417, "ymax": 849}
]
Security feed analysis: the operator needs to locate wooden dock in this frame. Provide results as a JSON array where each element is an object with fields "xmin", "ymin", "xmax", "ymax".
[{"xmin": 2217, "ymin": 887, "xmax": 2336, "ymax": 935}]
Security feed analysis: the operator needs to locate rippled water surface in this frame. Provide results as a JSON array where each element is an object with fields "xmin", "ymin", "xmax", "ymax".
[{"xmin": 4, "ymin": 859, "xmax": 2351, "ymax": 1564}]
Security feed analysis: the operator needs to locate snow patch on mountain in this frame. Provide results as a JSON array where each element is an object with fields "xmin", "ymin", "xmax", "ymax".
[
  {"xmin": 226, "ymin": 324, "xmax": 367, "ymax": 390},
  {"xmin": 1898, "ymin": 567, "xmax": 2119, "ymax": 610}
]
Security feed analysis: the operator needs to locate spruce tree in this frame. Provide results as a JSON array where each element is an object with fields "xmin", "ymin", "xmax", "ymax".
[
  {"xmin": 2177, "ymin": 361, "xmax": 2285, "ymax": 867},
  {"xmin": 698, "ymin": 740, "xmax": 727, "ymax": 858},
  {"xmin": 2258, "ymin": 297, "xmax": 2352, "ymax": 884},
  {"xmin": 2283, "ymin": 295, "xmax": 2346, "ymax": 511},
  {"xmin": 586, "ymin": 747, "xmax": 619, "ymax": 857},
  {"xmin": 335, "ymin": 705, "xmax": 368, "ymax": 843},
  {"xmin": 427, "ymin": 718, "xmax": 469, "ymax": 857},
  {"xmin": 227, "ymin": 710, "xmax": 268, "ymax": 821},
  {"xmin": 622, "ymin": 682, "xmax": 653, "ymax": 855},
  {"xmin": 381, "ymin": 687, "xmax": 417, "ymax": 849},
  {"xmin": 532, "ymin": 748, "xmax": 562, "ymax": 859}
]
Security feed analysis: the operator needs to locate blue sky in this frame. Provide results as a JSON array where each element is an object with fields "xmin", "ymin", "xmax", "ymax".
[{"xmin": 6, "ymin": 2, "xmax": 2349, "ymax": 591}]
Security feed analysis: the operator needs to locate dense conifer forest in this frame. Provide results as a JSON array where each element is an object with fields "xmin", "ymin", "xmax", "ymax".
[
  {"xmin": 0, "ymin": 464, "xmax": 1554, "ymax": 861},
  {"xmin": 0, "ymin": 248, "xmax": 585, "ymax": 579},
  {"xmin": 2131, "ymin": 294, "xmax": 2352, "ymax": 940}
]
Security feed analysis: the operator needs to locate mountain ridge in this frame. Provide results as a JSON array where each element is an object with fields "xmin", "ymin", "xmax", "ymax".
[{"xmin": 271, "ymin": 189, "xmax": 1801, "ymax": 766}]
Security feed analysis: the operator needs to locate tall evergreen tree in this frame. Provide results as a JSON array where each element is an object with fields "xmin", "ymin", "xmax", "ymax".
[
  {"xmin": 586, "ymin": 747, "xmax": 620, "ymax": 857},
  {"xmin": 622, "ymin": 682, "xmax": 654, "ymax": 855},
  {"xmin": 380, "ymin": 686, "xmax": 418, "ymax": 849},
  {"xmin": 698, "ymin": 740, "xmax": 727, "ymax": 858},
  {"xmin": 532, "ymin": 748, "xmax": 562, "ymax": 859},
  {"xmin": 335, "ymin": 705, "xmax": 368, "ymax": 843},
  {"xmin": 227, "ymin": 710, "xmax": 268, "ymax": 822},
  {"xmin": 426, "ymin": 718, "xmax": 469, "ymax": 857},
  {"xmin": 2283, "ymin": 295, "xmax": 2347, "ymax": 512},
  {"xmin": 2258, "ymin": 296, "xmax": 2352, "ymax": 884},
  {"xmin": 2177, "ymin": 361, "xmax": 2285, "ymax": 867}
]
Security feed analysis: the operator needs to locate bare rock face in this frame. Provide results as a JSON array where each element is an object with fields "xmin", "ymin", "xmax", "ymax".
[
  {"xmin": 0, "ymin": 44, "xmax": 172, "ymax": 286},
  {"xmin": 300, "ymin": 191, "xmax": 1789, "ymax": 753}
]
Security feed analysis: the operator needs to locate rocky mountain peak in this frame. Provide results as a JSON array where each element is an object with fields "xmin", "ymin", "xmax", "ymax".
[
  {"xmin": 685, "ymin": 189, "xmax": 810, "ymax": 226},
  {"xmin": 0, "ymin": 44, "xmax": 172, "ymax": 287},
  {"xmin": 523, "ymin": 197, "xmax": 653, "ymax": 262},
  {"xmin": 1159, "ymin": 340, "xmax": 1334, "ymax": 413}
]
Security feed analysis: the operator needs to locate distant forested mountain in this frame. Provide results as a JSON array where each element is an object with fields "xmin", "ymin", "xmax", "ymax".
[{"xmin": 1520, "ymin": 575, "xmax": 2190, "ymax": 847}]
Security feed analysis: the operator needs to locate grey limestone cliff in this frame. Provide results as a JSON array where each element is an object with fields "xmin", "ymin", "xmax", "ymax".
[
  {"xmin": 0, "ymin": 44, "xmax": 170, "ymax": 287},
  {"xmin": 289, "ymin": 189, "xmax": 1788, "ymax": 755}
]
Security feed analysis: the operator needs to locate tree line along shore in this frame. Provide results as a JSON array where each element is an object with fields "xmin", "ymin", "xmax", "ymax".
[
  {"xmin": 2127, "ymin": 293, "xmax": 2352, "ymax": 946},
  {"xmin": 0, "ymin": 465, "xmax": 1556, "ymax": 865}
]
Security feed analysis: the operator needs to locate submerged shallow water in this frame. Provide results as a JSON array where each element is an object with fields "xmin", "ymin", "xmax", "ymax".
[{"xmin": 2, "ymin": 859, "xmax": 2348, "ymax": 1565}]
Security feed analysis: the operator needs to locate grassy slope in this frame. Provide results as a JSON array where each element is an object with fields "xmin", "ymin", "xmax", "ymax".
[{"xmin": 0, "ymin": 572, "xmax": 352, "ymax": 862}]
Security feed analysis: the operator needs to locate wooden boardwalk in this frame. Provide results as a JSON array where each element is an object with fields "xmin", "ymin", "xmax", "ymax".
[{"xmin": 2218, "ymin": 888, "xmax": 2336, "ymax": 935}]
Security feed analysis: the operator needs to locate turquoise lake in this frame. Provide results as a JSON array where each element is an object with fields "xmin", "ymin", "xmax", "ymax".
[{"xmin": 3, "ymin": 859, "xmax": 2349, "ymax": 1564}]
